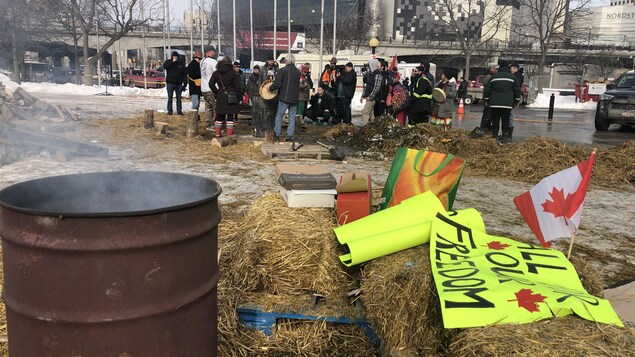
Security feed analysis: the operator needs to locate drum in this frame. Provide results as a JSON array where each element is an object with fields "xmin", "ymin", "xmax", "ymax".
[
  {"xmin": 432, "ymin": 87, "xmax": 446, "ymax": 103},
  {"xmin": 259, "ymin": 79, "xmax": 278, "ymax": 101}
]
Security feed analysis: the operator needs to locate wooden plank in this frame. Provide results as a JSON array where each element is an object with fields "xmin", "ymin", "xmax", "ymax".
[{"xmin": 260, "ymin": 143, "xmax": 333, "ymax": 161}]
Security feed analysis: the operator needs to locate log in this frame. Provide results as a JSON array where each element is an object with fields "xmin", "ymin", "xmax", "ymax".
[
  {"xmin": 186, "ymin": 109, "xmax": 199, "ymax": 138},
  {"xmin": 264, "ymin": 130, "xmax": 276, "ymax": 144},
  {"xmin": 33, "ymin": 99, "xmax": 54, "ymax": 112},
  {"xmin": 144, "ymin": 109, "xmax": 154, "ymax": 129},
  {"xmin": 63, "ymin": 107, "xmax": 79, "ymax": 121},
  {"xmin": 53, "ymin": 104, "xmax": 66, "ymax": 120},
  {"xmin": 13, "ymin": 87, "xmax": 35, "ymax": 106},
  {"xmin": 211, "ymin": 136, "xmax": 238, "ymax": 147},
  {"xmin": 154, "ymin": 121, "xmax": 169, "ymax": 134}
]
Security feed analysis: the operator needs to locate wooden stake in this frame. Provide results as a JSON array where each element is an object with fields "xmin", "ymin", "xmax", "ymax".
[
  {"xmin": 264, "ymin": 130, "xmax": 276, "ymax": 143},
  {"xmin": 144, "ymin": 109, "xmax": 154, "ymax": 129},
  {"xmin": 211, "ymin": 136, "xmax": 238, "ymax": 147},
  {"xmin": 567, "ymin": 232, "xmax": 576, "ymax": 259},
  {"xmin": 186, "ymin": 110, "xmax": 199, "ymax": 138}
]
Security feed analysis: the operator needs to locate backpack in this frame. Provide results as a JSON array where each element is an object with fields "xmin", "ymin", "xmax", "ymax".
[{"xmin": 391, "ymin": 84, "xmax": 409, "ymax": 111}]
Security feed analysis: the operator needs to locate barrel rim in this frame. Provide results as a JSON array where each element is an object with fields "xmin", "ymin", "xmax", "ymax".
[{"xmin": 0, "ymin": 171, "xmax": 222, "ymax": 218}]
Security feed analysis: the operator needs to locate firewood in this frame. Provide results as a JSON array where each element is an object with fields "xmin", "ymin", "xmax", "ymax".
[
  {"xmin": 154, "ymin": 121, "xmax": 169, "ymax": 134},
  {"xmin": 186, "ymin": 109, "xmax": 199, "ymax": 138},
  {"xmin": 211, "ymin": 136, "xmax": 238, "ymax": 147},
  {"xmin": 144, "ymin": 109, "xmax": 154, "ymax": 129},
  {"xmin": 264, "ymin": 130, "xmax": 276, "ymax": 143}
]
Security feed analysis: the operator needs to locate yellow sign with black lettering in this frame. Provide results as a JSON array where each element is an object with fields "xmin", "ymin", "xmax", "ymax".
[{"xmin": 430, "ymin": 211, "xmax": 623, "ymax": 328}]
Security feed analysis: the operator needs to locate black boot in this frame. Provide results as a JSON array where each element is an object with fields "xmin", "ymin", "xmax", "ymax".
[
  {"xmin": 501, "ymin": 131, "xmax": 512, "ymax": 144},
  {"xmin": 508, "ymin": 127, "xmax": 514, "ymax": 141}
]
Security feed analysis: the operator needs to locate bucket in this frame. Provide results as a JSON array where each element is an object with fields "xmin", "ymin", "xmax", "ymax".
[{"xmin": 0, "ymin": 171, "xmax": 221, "ymax": 357}]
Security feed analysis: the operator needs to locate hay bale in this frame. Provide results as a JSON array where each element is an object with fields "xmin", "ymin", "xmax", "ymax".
[
  {"xmin": 250, "ymin": 319, "xmax": 380, "ymax": 356},
  {"xmin": 223, "ymin": 193, "xmax": 353, "ymax": 297},
  {"xmin": 449, "ymin": 315, "xmax": 635, "ymax": 356},
  {"xmin": 360, "ymin": 245, "xmax": 450, "ymax": 356}
]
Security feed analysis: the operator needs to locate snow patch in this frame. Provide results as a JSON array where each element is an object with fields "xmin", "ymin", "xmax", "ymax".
[{"xmin": 528, "ymin": 93, "xmax": 596, "ymax": 111}]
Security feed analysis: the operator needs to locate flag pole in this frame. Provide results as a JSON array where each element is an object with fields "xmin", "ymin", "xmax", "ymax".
[
  {"xmin": 566, "ymin": 148, "xmax": 596, "ymax": 260},
  {"xmin": 566, "ymin": 232, "xmax": 576, "ymax": 259}
]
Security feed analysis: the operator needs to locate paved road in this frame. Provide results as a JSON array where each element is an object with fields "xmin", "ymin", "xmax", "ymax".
[
  {"xmin": 454, "ymin": 105, "xmax": 635, "ymax": 149},
  {"xmin": 35, "ymin": 93, "xmax": 634, "ymax": 148}
]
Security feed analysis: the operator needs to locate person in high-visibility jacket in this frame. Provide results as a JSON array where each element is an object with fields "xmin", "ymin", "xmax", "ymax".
[{"xmin": 409, "ymin": 65, "xmax": 433, "ymax": 124}]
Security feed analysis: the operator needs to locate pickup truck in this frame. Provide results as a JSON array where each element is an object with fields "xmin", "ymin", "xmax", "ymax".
[
  {"xmin": 462, "ymin": 75, "xmax": 528, "ymax": 105},
  {"xmin": 595, "ymin": 70, "xmax": 635, "ymax": 131},
  {"xmin": 124, "ymin": 69, "xmax": 166, "ymax": 88}
]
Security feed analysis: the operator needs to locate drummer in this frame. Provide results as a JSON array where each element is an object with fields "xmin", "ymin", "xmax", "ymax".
[
  {"xmin": 260, "ymin": 56, "xmax": 278, "ymax": 83},
  {"xmin": 430, "ymin": 70, "xmax": 457, "ymax": 129}
]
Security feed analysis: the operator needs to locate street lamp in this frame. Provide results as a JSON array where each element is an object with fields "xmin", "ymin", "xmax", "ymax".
[{"xmin": 369, "ymin": 37, "xmax": 379, "ymax": 55}]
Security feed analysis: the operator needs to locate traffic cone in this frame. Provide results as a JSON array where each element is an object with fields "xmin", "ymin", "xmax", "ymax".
[{"xmin": 458, "ymin": 98, "xmax": 465, "ymax": 115}]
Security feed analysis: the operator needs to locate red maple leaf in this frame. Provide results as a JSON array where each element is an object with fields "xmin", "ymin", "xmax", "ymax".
[
  {"xmin": 487, "ymin": 241, "xmax": 511, "ymax": 250},
  {"xmin": 508, "ymin": 288, "xmax": 547, "ymax": 313},
  {"xmin": 541, "ymin": 187, "xmax": 581, "ymax": 225}
]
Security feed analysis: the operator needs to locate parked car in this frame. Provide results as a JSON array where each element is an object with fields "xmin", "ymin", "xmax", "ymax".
[
  {"xmin": 124, "ymin": 69, "xmax": 166, "ymax": 88},
  {"xmin": 595, "ymin": 70, "xmax": 635, "ymax": 131}
]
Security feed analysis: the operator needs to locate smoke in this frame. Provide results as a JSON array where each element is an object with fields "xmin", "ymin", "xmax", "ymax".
[{"xmin": 0, "ymin": 171, "xmax": 222, "ymax": 216}]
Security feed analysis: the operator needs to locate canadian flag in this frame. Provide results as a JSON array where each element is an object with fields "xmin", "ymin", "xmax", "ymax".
[
  {"xmin": 513, "ymin": 152, "xmax": 596, "ymax": 247},
  {"xmin": 389, "ymin": 53, "xmax": 398, "ymax": 70}
]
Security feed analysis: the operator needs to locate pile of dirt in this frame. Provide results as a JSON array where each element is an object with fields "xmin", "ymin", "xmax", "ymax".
[{"xmin": 324, "ymin": 117, "xmax": 635, "ymax": 188}]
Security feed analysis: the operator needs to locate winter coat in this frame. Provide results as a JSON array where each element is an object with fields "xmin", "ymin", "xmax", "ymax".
[
  {"xmin": 514, "ymin": 68, "xmax": 524, "ymax": 86},
  {"xmin": 363, "ymin": 70, "xmax": 383, "ymax": 100},
  {"xmin": 457, "ymin": 81, "xmax": 468, "ymax": 98},
  {"xmin": 163, "ymin": 58, "xmax": 187, "ymax": 85},
  {"xmin": 269, "ymin": 64, "xmax": 301, "ymax": 104},
  {"xmin": 186, "ymin": 59, "xmax": 202, "ymax": 95},
  {"xmin": 236, "ymin": 70, "xmax": 247, "ymax": 97},
  {"xmin": 299, "ymin": 76, "xmax": 311, "ymax": 102},
  {"xmin": 484, "ymin": 67, "xmax": 522, "ymax": 110},
  {"xmin": 209, "ymin": 60, "xmax": 241, "ymax": 115},
  {"xmin": 319, "ymin": 65, "xmax": 338, "ymax": 90},
  {"xmin": 247, "ymin": 72, "xmax": 261, "ymax": 98},
  {"xmin": 259, "ymin": 64, "xmax": 278, "ymax": 83},
  {"xmin": 436, "ymin": 79, "xmax": 457, "ymax": 119},
  {"xmin": 336, "ymin": 69, "xmax": 357, "ymax": 99},
  {"xmin": 409, "ymin": 74, "xmax": 433, "ymax": 114},
  {"xmin": 308, "ymin": 92, "xmax": 335, "ymax": 113},
  {"xmin": 200, "ymin": 57, "xmax": 218, "ymax": 93}
]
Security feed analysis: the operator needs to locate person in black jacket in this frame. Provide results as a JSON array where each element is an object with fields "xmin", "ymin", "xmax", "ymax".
[
  {"xmin": 269, "ymin": 54, "xmax": 301, "ymax": 141},
  {"xmin": 163, "ymin": 51, "xmax": 187, "ymax": 115},
  {"xmin": 335, "ymin": 62, "xmax": 357, "ymax": 124},
  {"xmin": 483, "ymin": 60, "xmax": 522, "ymax": 143},
  {"xmin": 186, "ymin": 51, "xmax": 202, "ymax": 111},
  {"xmin": 508, "ymin": 62, "xmax": 524, "ymax": 140},
  {"xmin": 209, "ymin": 57, "xmax": 241, "ymax": 137},
  {"xmin": 305, "ymin": 86, "xmax": 335, "ymax": 125},
  {"xmin": 409, "ymin": 65, "xmax": 433, "ymax": 124}
]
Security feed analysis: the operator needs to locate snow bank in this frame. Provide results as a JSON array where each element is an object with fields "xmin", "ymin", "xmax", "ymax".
[
  {"xmin": 528, "ymin": 92, "xmax": 596, "ymax": 111},
  {"xmin": 0, "ymin": 73, "xmax": 187, "ymax": 99},
  {"xmin": 0, "ymin": 73, "xmax": 21, "ymax": 91},
  {"xmin": 19, "ymin": 81, "xmax": 178, "ymax": 98}
]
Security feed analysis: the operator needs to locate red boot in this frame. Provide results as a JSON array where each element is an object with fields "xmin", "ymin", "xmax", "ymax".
[{"xmin": 215, "ymin": 127, "xmax": 222, "ymax": 138}]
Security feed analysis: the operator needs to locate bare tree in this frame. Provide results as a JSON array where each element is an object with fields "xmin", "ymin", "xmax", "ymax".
[
  {"xmin": 68, "ymin": 0, "xmax": 159, "ymax": 86},
  {"xmin": 0, "ymin": 0, "xmax": 48, "ymax": 82},
  {"xmin": 431, "ymin": 0, "xmax": 509, "ymax": 81},
  {"xmin": 304, "ymin": 1, "xmax": 381, "ymax": 55},
  {"xmin": 511, "ymin": 0, "xmax": 592, "ymax": 90}
]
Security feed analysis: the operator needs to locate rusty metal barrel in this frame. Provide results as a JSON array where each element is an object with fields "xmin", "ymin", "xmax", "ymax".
[{"xmin": 0, "ymin": 171, "xmax": 221, "ymax": 357}]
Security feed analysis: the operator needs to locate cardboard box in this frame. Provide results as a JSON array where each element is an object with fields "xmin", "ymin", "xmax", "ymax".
[
  {"xmin": 337, "ymin": 173, "xmax": 371, "ymax": 225},
  {"xmin": 336, "ymin": 172, "xmax": 370, "ymax": 193},
  {"xmin": 276, "ymin": 163, "xmax": 337, "ymax": 190},
  {"xmin": 279, "ymin": 187, "xmax": 337, "ymax": 208}
]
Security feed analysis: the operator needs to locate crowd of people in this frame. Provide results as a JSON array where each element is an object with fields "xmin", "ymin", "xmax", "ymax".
[{"xmin": 162, "ymin": 48, "xmax": 523, "ymax": 143}]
